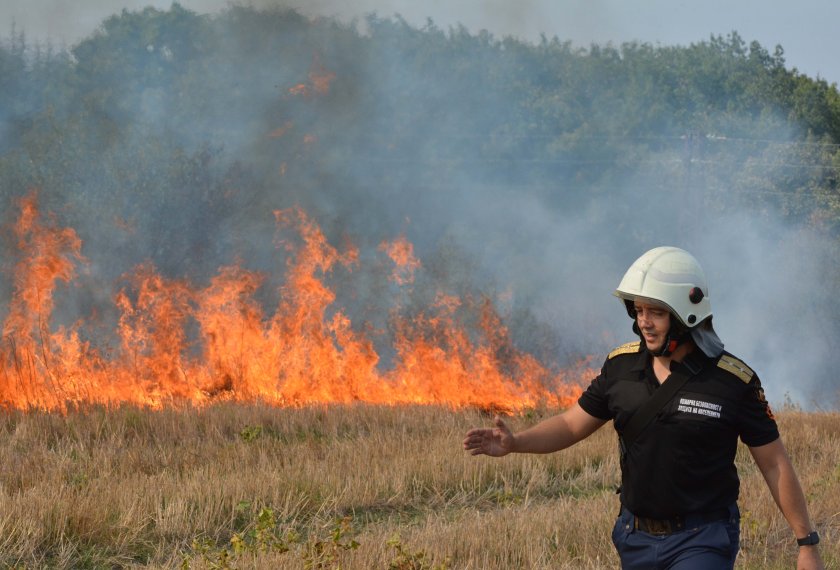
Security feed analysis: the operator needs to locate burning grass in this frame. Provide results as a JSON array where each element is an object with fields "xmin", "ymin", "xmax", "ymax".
[
  {"xmin": 0, "ymin": 193, "xmax": 587, "ymax": 413},
  {"xmin": 0, "ymin": 403, "xmax": 836, "ymax": 568}
]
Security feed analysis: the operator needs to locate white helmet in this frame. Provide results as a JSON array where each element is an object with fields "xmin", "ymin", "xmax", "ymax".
[{"xmin": 614, "ymin": 246, "xmax": 711, "ymax": 328}]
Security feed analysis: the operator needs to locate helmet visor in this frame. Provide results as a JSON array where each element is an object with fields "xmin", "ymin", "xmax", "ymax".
[{"xmin": 615, "ymin": 291, "xmax": 673, "ymax": 313}]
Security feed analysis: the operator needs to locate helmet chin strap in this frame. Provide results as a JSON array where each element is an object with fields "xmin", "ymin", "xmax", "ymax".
[
  {"xmin": 650, "ymin": 331, "xmax": 680, "ymax": 357},
  {"xmin": 633, "ymin": 318, "xmax": 686, "ymax": 357}
]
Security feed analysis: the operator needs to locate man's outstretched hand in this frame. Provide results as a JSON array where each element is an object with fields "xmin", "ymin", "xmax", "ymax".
[{"xmin": 463, "ymin": 416, "xmax": 515, "ymax": 457}]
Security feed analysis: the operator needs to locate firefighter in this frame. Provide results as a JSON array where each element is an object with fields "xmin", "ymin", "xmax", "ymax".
[{"xmin": 463, "ymin": 246, "xmax": 824, "ymax": 569}]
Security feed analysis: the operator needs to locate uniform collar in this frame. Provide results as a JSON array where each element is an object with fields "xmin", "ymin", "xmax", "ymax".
[
  {"xmin": 671, "ymin": 350, "xmax": 707, "ymax": 375},
  {"xmin": 630, "ymin": 349, "xmax": 649, "ymax": 373},
  {"xmin": 628, "ymin": 346, "xmax": 708, "ymax": 375}
]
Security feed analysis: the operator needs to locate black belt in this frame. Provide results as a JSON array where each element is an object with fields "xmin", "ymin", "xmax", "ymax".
[{"xmin": 630, "ymin": 508, "xmax": 731, "ymax": 536}]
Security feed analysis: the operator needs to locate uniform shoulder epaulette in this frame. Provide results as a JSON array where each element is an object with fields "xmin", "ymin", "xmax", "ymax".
[
  {"xmin": 717, "ymin": 354, "xmax": 754, "ymax": 383},
  {"xmin": 608, "ymin": 341, "xmax": 641, "ymax": 360}
]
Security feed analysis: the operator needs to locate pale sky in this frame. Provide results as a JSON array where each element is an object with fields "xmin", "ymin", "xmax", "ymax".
[{"xmin": 2, "ymin": 0, "xmax": 839, "ymax": 85}]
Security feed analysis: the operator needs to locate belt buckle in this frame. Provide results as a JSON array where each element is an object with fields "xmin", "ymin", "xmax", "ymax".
[{"xmin": 638, "ymin": 517, "xmax": 672, "ymax": 536}]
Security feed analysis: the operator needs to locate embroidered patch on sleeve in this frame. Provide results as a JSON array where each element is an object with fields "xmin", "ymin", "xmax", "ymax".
[{"xmin": 755, "ymin": 386, "xmax": 776, "ymax": 420}]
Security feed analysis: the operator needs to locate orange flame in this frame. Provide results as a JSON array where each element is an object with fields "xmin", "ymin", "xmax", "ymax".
[
  {"xmin": 379, "ymin": 235, "xmax": 421, "ymax": 285},
  {"xmin": 288, "ymin": 55, "xmax": 336, "ymax": 98},
  {"xmin": 0, "ymin": 195, "xmax": 590, "ymax": 412},
  {"xmin": 267, "ymin": 121, "xmax": 294, "ymax": 138}
]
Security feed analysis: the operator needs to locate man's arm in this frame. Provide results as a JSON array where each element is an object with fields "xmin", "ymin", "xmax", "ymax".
[
  {"xmin": 749, "ymin": 438, "xmax": 824, "ymax": 570},
  {"xmin": 463, "ymin": 403, "xmax": 607, "ymax": 457},
  {"xmin": 511, "ymin": 403, "xmax": 607, "ymax": 453}
]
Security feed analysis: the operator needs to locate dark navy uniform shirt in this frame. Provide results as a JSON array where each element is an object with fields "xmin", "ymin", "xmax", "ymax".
[{"xmin": 578, "ymin": 341, "xmax": 779, "ymax": 519}]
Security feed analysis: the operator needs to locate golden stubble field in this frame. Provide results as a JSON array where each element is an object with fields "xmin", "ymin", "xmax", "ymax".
[{"xmin": 0, "ymin": 404, "xmax": 837, "ymax": 569}]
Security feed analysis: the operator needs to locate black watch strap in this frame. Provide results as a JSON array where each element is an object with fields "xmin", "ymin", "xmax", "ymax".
[{"xmin": 796, "ymin": 530, "xmax": 820, "ymax": 546}]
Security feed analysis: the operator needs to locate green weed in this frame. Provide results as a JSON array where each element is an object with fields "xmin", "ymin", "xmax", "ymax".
[{"xmin": 386, "ymin": 534, "xmax": 449, "ymax": 570}]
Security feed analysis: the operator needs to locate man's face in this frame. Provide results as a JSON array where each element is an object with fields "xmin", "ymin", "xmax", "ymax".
[{"xmin": 634, "ymin": 301, "xmax": 670, "ymax": 353}]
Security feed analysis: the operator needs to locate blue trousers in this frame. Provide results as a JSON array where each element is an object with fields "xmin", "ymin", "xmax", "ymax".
[{"xmin": 611, "ymin": 504, "xmax": 740, "ymax": 569}]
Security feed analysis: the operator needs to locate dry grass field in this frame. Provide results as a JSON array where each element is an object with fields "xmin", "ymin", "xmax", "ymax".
[{"xmin": 0, "ymin": 403, "xmax": 836, "ymax": 569}]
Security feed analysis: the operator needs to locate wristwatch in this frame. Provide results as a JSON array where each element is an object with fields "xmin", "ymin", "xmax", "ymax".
[{"xmin": 796, "ymin": 531, "xmax": 820, "ymax": 546}]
